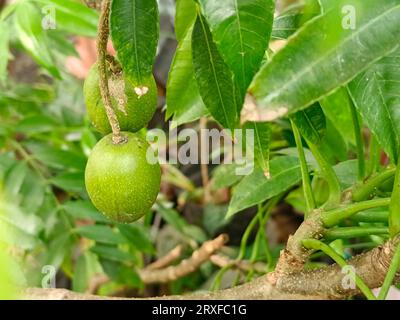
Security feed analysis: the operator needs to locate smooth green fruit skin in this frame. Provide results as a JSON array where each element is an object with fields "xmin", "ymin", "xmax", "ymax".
[
  {"xmin": 84, "ymin": 63, "xmax": 157, "ymax": 134},
  {"xmin": 85, "ymin": 132, "xmax": 161, "ymax": 223}
]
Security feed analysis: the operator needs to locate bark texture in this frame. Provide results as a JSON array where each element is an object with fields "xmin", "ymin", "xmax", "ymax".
[{"xmin": 23, "ymin": 236, "xmax": 400, "ymax": 300}]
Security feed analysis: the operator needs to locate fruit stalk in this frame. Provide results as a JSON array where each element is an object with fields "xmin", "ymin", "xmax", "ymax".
[{"xmin": 96, "ymin": 0, "xmax": 123, "ymax": 144}]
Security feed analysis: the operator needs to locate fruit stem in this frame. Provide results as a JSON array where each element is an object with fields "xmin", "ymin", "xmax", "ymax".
[{"xmin": 97, "ymin": 0, "xmax": 124, "ymax": 144}]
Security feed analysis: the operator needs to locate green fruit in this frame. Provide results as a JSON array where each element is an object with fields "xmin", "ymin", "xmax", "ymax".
[
  {"xmin": 83, "ymin": 63, "xmax": 157, "ymax": 134},
  {"xmin": 85, "ymin": 132, "xmax": 161, "ymax": 223}
]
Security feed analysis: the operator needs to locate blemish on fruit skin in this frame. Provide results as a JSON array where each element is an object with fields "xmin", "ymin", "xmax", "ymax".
[
  {"xmin": 134, "ymin": 86, "xmax": 149, "ymax": 98},
  {"xmin": 108, "ymin": 74, "xmax": 128, "ymax": 115}
]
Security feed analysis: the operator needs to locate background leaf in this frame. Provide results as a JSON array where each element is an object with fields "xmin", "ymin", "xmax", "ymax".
[
  {"xmin": 192, "ymin": 14, "xmax": 241, "ymax": 129},
  {"xmin": 290, "ymin": 103, "xmax": 326, "ymax": 145},
  {"xmin": 199, "ymin": 0, "xmax": 274, "ymax": 95},
  {"xmin": 166, "ymin": 24, "xmax": 208, "ymax": 126},
  {"xmin": 63, "ymin": 200, "xmax": 108, "ymax": 223},
  {"xmin": 243, "ymin": 121, "xmax": 271, "ymax": 174},
  {"xmin": 227, "ymin": 156, "xmax": 302, "ymax": 217},
  {"xmin": 118, "ymin": 224, "xmax": 154, "ymax": 254},
  {"xmin": 252, "ymin": 0, "xmax": 400, "ymax": 117},
  {"xmin": 75, "ymin": 225, "xmax": 126, "ymax": 245},
  {"xmin": 15, "ymin": 2, "xmax": 60, "ymax": 78},
  {"xmin": 175, "ymin": 0, "xmax": 197, "ymax": 42},
  {"xmin": 0, "ymin": 21, "xmax": 9, "ymax": 85},
  {"xmin": 37, "ymin": 0, "xmax": 98, "ymax": 37},
  {"xmin": 348, "ymin": 48, "xmax": 400, "ymax": 162},
  {"xmin": 50, "ymin": 172, "xmax": 85, "ymax": 193},
  {"xmin": 110, "ymin": 0, "xmax": 159, "ymax": 83},
  {"xmin": 271, "ymin": 3, "xmax": 303, "ymax": 40},
  {"xmin": 319, "ymin": 87, "xmax": 356, "ymax": 146}
]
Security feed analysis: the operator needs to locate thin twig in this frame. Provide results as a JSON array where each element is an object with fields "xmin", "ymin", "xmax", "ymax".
[
  {"xmin": 138, "ymin": 234, "xmax": 228, "ymax": 284},
  {"xmin": 85, "ymin": 235, "xmax": 227, "ymax": 292},
  {"xmin": 97, "ymin": 0, "xmax": 123, "ymax": 144},
  {"xmin": 210, "ymin": 254, "xmax": 267, "ymax": 274},
  {"xmin": 146, "ymin": 245, "xmax": 183, "ymax": 271}
]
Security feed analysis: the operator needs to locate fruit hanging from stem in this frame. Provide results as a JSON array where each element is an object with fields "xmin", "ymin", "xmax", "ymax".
[
  {"xmin": 85, "ymin": 131, "xmax": 161, "ymax": 223},
  {"xmin": 84, "ymin": 62, "xmax": 158, "ymax": 135}
]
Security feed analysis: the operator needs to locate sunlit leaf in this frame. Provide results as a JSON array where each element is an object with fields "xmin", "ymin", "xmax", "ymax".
[
  {"xmin": 252, "ymin": 0, "xmax": 400, "ymax": 117},
  {"xmin": 110, "ymin": 0, "xmax": 159, "ymax": 83},
  {"xmin": 199, "ymin": 0, "xmax": 274, "ymax": 94}
]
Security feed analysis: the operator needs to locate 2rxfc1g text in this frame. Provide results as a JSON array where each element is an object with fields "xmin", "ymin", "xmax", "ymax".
[{"xmin": 152, "ymin": 304, "xmax": 247, "ymax": 317}]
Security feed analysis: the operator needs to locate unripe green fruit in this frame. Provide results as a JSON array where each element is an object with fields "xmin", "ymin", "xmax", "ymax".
[
  {"xmin": 85, "ymin": 132, "xmax": 161, "ymax": 223},
  {"xmin": 83, "ymin": 63, "xmax": 157, "ymax": 134}
]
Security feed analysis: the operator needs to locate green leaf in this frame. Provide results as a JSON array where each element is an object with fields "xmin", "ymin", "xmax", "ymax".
[
  {"xmin": 156, "ymin": 204, "xmax": 207, "ymax": 243},
  {"xmin": 91, "ymin": 244, "xmax": 136, "ymax": 263},
  {"xmin": 0, "ymin": 203, "xmax": 42, "ymax": 236},
  {"xmin": 348, "ymin": 48, "xmax": 400, "ymax": 162},
  {"xmin": 63, "ymin": 200, "xmax": 108, "ymax": 223},
  {"xmin": 192, "ymin": 13, "xmax": 241, "ymax": 129},
  {"xmin": 72, "ymin": 254, "xmax": 88, "ymax": 293},
  {"xmin": 20, "ymin": 170, "xmax": 46, "ymax": 214},
  {"xmin": 15, "ymin": 115, "xmax": 58, "ymax": 134},
  {"xmin": 76, "ymin": 225, "xmax": 126, "ymax": 245},
  {"xmin": 333, "ymin": 159, "xmax": 358, "ymax": 189},
  {"xmin": 243, "ymin": 121, "xmax": 271, "ymax": 175},
  {"xmin": 211, "ymin": 164, "xmax": 243, "ymax": 190},
  {"xmin": 44, "ymin": 233, "xmax": 72, "ymax": 269},
  {"xmin": 290, "ymin": 104, "xmax": 326, "ymax": 145},
  {"xmin": 117, "ymin": 224, "xmax": 154, "ymax": 254},
  {"xmin": 252, "ymin": 0, "xmax": 400, "ymax": 117},
  {"xmin": 50, "ymin": 172, "xmax": 85, "ymax": 193},
  {"xmin": 227, "ymin": 156, "xmax": 302, "ymax": 217},
  {"xmin": 80, "ymin": 129, "xmax": 98, "ymax": 157},
  {"xmin": 389, "ymin": 152, "xmax": 400, "ymax": 235},
  {"xmin": 110, "ymin": 0, "xmax": 159, "ymax": 83},
  {"xmin": 26, "ymin": 143, "xmax": 86, "ymax": 171},
  {"xmin": 319, "ymin": 87, "xmax": 356, "ymax": 146},
  {"xmin": 175, "ymin": 0, "xmax": 197, "ymax": 42},
  {"xmin": 166, "ymin": 24, "xmax": 208, "ymax": 126},
  {"xmin": 100, "ymin": 259, "xmax": 142, "ymax": 287},
  {"xmin": 47, "ymin": 31, "xmax": 77, "ymax": 57},
  {"xmin": 271, "ymin": 4, "xmax": 303, "ymax": 40},
  {"xmin": 199, "ymin": 0, "xmax": 275, "ymax": 94},
  {"xmin": 15, "ymin": 2, "xmax": 60, "ymax": 78},
  {"xmin": 0, "ymin": 21, "xmax": 9, "ymax": 85},
  {"xmin": 5, "ymin": 161, "xmax": 28, "ymax": 198},
  {"xmin": 319, "ymin": 117, "xmax": 348, "ymax": 163},
  {"xmin": 0, "ymin": 201, "xmax": 43, "ymax": 250},
  {"xmin": 202, "ymin": 204, "xmax": 231, "ymax": 236},
  {"xmin": 37, "ymin": 0, "xmax": 98, "ymax": 37},
  {"xmin": 71, "ymin": 252, "xmax": 102, "ymax": 292}
]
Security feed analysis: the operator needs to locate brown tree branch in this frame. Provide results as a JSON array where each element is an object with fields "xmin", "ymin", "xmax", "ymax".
[
  {"xmin": 138, "ymin": 234, "xmax": 228, "ymax": 284},
  {"xmin": 23, "ymin": 236, "xmax": 400, "ymax": 300},
  {"xmin": 146, "ymin": 245, "xmax": 183, "ymax": 271},
  {"xmin": 210, "ymin": 254, "xmax": 267, "ymax": 274},
  {"xmin": 85, "ymin": 237, "xmax": 225, "ymax": 293},
  {"xmin": 274, "ymin": 212, "xmax": 325, "ymax": 275}
]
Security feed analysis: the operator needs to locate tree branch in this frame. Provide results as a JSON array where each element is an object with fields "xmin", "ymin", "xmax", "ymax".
[
  {"xmin": 23, "ymin": 236, "xmax": 400, "ymax": 300},
  {"xmin": 138, "ymin": 234, "xmax": 228, "ymax": 284},
  {"xmin": 146, "ymin": 245, "xmax": 183, "ymax": 271}
]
